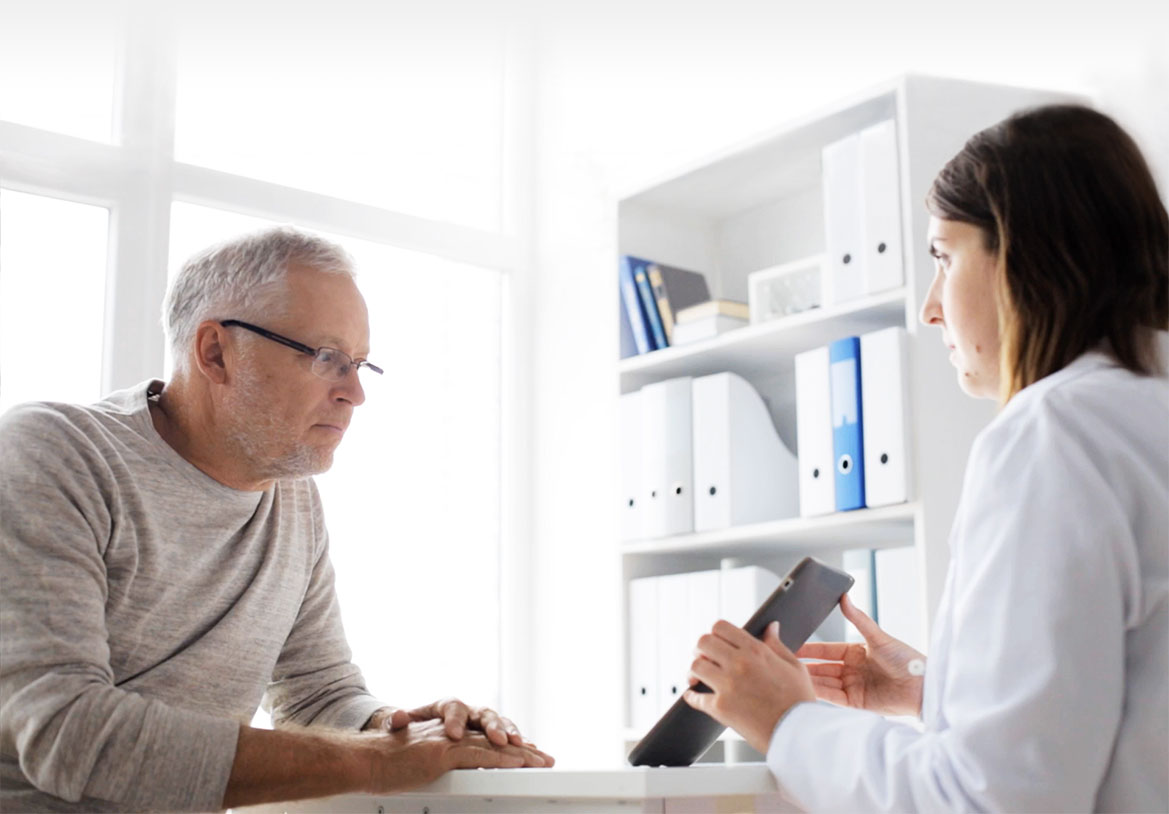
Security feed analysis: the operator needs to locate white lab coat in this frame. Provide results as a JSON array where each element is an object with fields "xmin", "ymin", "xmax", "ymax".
[{"xmin": 768, "ymin": 333, "xmax": 1169, "ymax": 813}]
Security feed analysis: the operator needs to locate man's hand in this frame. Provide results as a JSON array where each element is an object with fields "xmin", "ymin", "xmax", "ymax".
[
  {"xmin": 224, "ymin": 715, "xmax": 555, "ymax": 809},
  {"xmin": 795, "ymin": 593, "xmax": 925, "ymax": 717},
  {"xmin": 364, "ymin": 698, "xmax": 531, "ymax": 748},
  {"xmin": 364, "ymin": 719, "xmax": 554, "ymax": 794},
  {"xmin": 683, "ymin": 619, "xmax": 816, "ymax": 755}
]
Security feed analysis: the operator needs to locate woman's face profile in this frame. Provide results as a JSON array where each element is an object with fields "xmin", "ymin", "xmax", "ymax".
[{"xmin": 920, "ymin": 216, "xmax": 1002, "ymax": 399}]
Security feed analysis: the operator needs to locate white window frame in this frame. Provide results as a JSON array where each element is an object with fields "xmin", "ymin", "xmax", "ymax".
[{"xmin": 0, "ymin": 1, "xmax": 536, "ymax": 725}]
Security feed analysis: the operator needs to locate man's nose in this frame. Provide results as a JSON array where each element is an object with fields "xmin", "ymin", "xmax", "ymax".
[{"xmin": 334, "ymin": 367, "xmax": 365, "ymax": 407}]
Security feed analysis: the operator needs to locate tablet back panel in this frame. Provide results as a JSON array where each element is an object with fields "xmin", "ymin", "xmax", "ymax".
[{"xmin": 627, "ymin": 557, "xmax": 855, "ymax": 767}]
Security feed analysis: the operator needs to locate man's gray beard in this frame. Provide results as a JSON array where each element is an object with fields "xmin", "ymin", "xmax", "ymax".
[{"xmin": 222, "ymin": 376, "xmax": 334, "ymax": 482}]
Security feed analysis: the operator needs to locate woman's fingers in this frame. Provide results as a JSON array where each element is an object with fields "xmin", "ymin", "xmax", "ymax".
[
  {"xmin": 804, "ymin": 662, "xmax": 844, "ymax": 679},
  {"xmin": 796, "ymin": 640, "xmax": 850, "ymax": 661},
  {"xmin": 840, "ymin": 593, "xmax": 883, "ymax": 639}
]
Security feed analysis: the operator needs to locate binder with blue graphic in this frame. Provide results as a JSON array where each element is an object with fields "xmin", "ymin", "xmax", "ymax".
[
  {"xmin": 633, "ymin": 258, "xmax": 669, "ymax": 350},
  {"xmin": 619, "ymin": 255, "xmax": 655, "ymax": 354},
  {"xmin": 829, "ymin": 336, "xmax": 865, "ymax": 511}
]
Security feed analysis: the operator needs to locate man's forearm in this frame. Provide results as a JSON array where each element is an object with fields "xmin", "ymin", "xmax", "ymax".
[{"xmin": 222, "ymin": 724, "xmax": 371, "ymax": 809}]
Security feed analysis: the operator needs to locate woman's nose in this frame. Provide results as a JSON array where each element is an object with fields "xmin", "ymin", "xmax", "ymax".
[{"xmin": 920, "ymin": 270, "xmax": 944, "ymax": 327}]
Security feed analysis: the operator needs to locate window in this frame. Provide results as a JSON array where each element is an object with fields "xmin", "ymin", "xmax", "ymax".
[
  {"xmin": 313, "ymin": 238, "xmax": 503, "ymax": 707},
  {"xmin": 174, "ymin": 8, "xmax": 505, "ymax": 231},
  {"xmin": 1, "ymin": 6, "xmax": 529, "ymax": 725},
  {"xmin": 169, "ymin": 204, "xmax": 505, "ymax": 708},
  {"xmin": 0, "ymin": 1, "xmax": 120, "ymax": 143},
  {"xmin": 0, "ymin": 189, "xmax": 109, "ymax": 414}
]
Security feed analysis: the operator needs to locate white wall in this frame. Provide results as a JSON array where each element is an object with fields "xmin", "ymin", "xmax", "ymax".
[{"xmin": 524, "ymin": 0, "xmax": 1168, "ymax": 764}]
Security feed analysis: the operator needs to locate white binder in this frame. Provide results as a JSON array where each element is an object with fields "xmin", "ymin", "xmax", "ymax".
[
  {"xmin": 821, "ymin": 133, "xmax": 866, "ymax": 306},
  {"xmin": 875, "ymin": 546, "xmax": 925, "ymax": 653},
  {"xmin": 719, "ymin": 565, "xmax": 780, "ymax": 627},
  {"xmin": 691, "ymin": 372, "xmax": 800, "ymax": 532},
  {"xmin": 655, "ymin": 572, "xmax": 694, "ymax": 713},
  {"xmin": 686, "ymin": 568, "xmax": 721, "ymax": 672},
  {"xmin": 628, "ymin": 576, "xmax": 659, "ymax": 731},
  {"xmin": 640, "ymin": 377, "xmax": 694, "ymax": 537},
  {"xmin": 619, "ymin": 390, "xmax": 643, "ymax": 541},
  {"xmin": 860, "ymin": 119, "xmax": 904, "ymax": 295},
  {"xmin": 861, "ymin": 326, "xmax": 912, "ymax": 507},
  {"xmin": 795, "ymin": 346, "xmax": 836, "ymax": 517}
]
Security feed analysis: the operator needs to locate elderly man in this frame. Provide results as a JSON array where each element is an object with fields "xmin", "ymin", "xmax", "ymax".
[{"xmin": 0, "ymin": 227, "xmax": 552, "ymax": 812}]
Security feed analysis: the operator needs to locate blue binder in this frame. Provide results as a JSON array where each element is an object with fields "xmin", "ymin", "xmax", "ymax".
[
  {"xmin": 619, "ymin": 255, "xmax": 655, "ymax": 354},
  {"xmin": 829, "ymin": 336, "xmax": 865, "ymax": 511},
  {"xmin": 633, "ymin": 258, "xmax": 669, "ymax": 350}
]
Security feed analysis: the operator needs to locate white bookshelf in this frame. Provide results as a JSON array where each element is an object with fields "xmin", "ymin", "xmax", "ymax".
[{"xmin": 615, "ymin": 74, "xmax": 1079, "ymax": 755}]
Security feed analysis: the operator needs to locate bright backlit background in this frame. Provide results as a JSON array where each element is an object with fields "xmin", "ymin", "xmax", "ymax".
[{"xmin": 2, "ymin": 0, "xmax": 1165, "ymax": 763}]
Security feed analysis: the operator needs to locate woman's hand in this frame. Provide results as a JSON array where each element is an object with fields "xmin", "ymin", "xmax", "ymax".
[
  {"xmin": 796, "ymin": 593, "xmax": 925, "ymax": 718},
  {"xmin": 683, "ymin": 619, "xmax": 816, "ymax": 754}
]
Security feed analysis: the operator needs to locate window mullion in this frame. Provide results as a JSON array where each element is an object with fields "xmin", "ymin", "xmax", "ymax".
[{"xmin": 103, "ymin": 0, "xmax": 176, "ymax": 393}]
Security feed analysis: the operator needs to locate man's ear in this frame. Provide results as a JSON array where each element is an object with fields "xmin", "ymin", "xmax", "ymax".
[{"xmin": 192, "ymin": 321, "xmax": 230, "ymax": 385}]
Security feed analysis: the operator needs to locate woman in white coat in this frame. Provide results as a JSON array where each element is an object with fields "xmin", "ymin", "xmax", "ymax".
[{"xmin": 683, "ymin": 104, "xmax": 1168, "ymax": 813}]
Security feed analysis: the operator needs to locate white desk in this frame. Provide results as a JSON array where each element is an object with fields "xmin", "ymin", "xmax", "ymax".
[{"xmin": 237, "ymin": 764, "xmax": 794, "ymax": 813}]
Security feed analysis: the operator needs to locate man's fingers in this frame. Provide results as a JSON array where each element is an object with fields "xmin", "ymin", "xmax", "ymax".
[
  {"xmin": 525, "ymin": 744, "xmax": 555, "ymax": 767},
  {"xmin": 447, "ymin": 744, "xmax": 527, "ymax": 770},
  {"xmin": 389, "ymin": 708, "xmax": 412, "ymax": 731},
  {"xmin": 439, "ymin": 699, "xmax": 471, "ymax": 740},
  {"xmin": 477, "ymin": 708, "xmax": 510, "ymax": 746},
  {"xmin": 499, "ymin": 715, "xmax": 524, "ymax": 747}
]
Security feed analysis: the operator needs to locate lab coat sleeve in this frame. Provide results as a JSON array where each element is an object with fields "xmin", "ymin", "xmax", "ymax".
[{"xmin": 767, "ymin": 398, "xmax": 1137, "ymax": 812}]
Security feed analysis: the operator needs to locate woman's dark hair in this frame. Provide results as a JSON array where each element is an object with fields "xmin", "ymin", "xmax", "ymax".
[{"xmin": 926, "ymin": 104, "xmax": 1168, "ymax": 403}]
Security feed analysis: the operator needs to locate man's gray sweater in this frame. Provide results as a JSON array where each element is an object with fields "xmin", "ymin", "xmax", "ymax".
[{"xmin": 0, "ymin": 380, "xmax": 383, "ymax": 812}]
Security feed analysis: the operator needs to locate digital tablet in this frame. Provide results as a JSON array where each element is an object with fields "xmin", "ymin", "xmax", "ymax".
[{"xmin": 627, "ymin": 556, "xmax": 855, "ymax": 767}]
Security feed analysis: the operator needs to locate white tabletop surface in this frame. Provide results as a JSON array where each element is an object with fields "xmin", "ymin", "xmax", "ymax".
[
  {"xmin": 236, "ymin": 764, "xmax": 779, "ymax": 812},
  {"xmin": 399, "ymin": 764, "xmax": 777, "ymax": 799}
]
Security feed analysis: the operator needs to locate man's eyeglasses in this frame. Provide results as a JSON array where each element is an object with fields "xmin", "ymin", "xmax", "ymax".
[{"xmin": 220, "ymin": 319, "xmax": 384, "ymax": 382}]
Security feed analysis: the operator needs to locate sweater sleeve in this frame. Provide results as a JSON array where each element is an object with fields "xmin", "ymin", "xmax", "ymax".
[
  {"xmin": 0, "ymin": 405, "xmax": 240, "ymax": 811},
  {"xmin": 264, "ymin": 483, "xmax": 383, "ymax": 731},
  {"xmin": 766, "ymin": 398, "xmax": 1135, "ymax": 812}
]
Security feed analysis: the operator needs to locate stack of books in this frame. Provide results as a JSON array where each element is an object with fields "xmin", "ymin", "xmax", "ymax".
[
  {"xmin": 619, "ymin": 255, "xmax": 710, "ymax": 356},
  {"xmin": 672, "ymin": 299, "xmax": 749, "ymax": 345}
]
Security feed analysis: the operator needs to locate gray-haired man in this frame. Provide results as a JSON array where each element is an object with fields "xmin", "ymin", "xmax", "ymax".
[{"xmin": 0, "ymin": 227, "xmax": 552, "ymax": 812}]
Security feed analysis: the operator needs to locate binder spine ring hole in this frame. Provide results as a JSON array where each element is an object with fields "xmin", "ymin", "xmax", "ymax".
[
  {"xmin": 709, "ymin": 486, "xmax": 717, "ymax": 496},
  {"xmin": 880, "ymin": 453, "xmax": 889, "ymax": 464},
  {"xmin": 812, "ymin": 467, "xmax": 821, "ymax": 479},
  {"xmin": 842, "ymin": 253, "xmax": 852, "ymax": 264},
  {"xmin": 838, "ymin": 454, "xmax": 853, "ymax": 474},
  {"xmin": 651, "ymin": 490, "xmax": 658, "ymax": 499},
  {"xmin": 878, "ymin": 242, "xmax": 887, "ymax": 253},
  {"xmin": 672, "ymin": 484, "xmax": 683, "ymax": 496},
  {"xmin": 781, "ymin": 577, "xmax": 794, "ymax": 590}
]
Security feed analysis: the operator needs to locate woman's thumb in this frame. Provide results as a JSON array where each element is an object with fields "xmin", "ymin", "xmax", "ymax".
[{"xmin": 841, "ymin": 593, "xmax": 882, "ymax": 638}]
